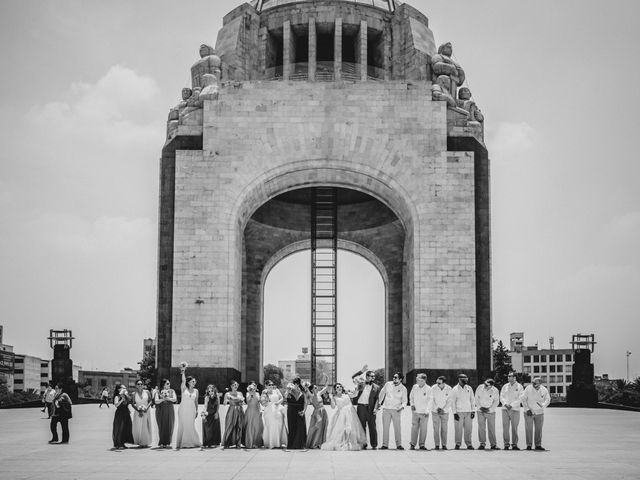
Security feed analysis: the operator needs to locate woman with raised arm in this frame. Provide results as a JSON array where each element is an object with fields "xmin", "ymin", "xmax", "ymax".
[
  {"xmin": 321, "ymin": 383, "xmax": 367, "ymax": 451},
  {"xmin": 112, "ymin": 384, "xmax": 134, "ymax": 450},
  {"xmin": 285, "ymin": 377, "xmax": 308, "ymax": 450},
  {"xmin": 175, "ymin": 363, "xmax": 201, "ymax": 449},
  {"xmin": 306, "ymin": 374, "xmax": 329, "ymax": 449},
  {"xmin": 201, "ymin": 384, "xmax": 221, "ymax": 448},
  {"xmin": 131, "ymin": 380, "xmax": 152, "ymax": 447},
  {"xmin": 262, "ymin": 380, "xmax": 287, "ymax": 448},
  {"xmin": 243, "ymin": 381, "xmax": 264, "ymax": 448},
  {"xmin": 154, "ymin": 378, "xmax": 177, "ymax": 448},
  {"xmin": 222, "ymin": 380, "xmax": 245, "ymax": 448}
]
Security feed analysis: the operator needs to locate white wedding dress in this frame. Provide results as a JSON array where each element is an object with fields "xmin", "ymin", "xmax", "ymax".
[
  {"xmin": 321, "ymin": 394, "xmax": 367, "ymax": 451},
  {"xmin": 262, "ymin": 390, "xmax": 287, "ymax": 448}
]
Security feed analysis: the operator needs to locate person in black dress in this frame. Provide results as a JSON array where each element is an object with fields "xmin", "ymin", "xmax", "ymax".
[
  {"xmin": 201, "ymin": 384, "xmax": 221, "ymax": 448},
  {"xmin": 112, "ymin": 384, "xmax": 134, "ymax": 450},
  {"xmin": 286, "ymin": 377, "xmax": 308, "ymax": 449}
]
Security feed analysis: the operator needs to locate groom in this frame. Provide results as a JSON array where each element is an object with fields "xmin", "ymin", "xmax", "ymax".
[{"xmin": 351, "ymin": 364, "xmax": 381, "ymax": 449}]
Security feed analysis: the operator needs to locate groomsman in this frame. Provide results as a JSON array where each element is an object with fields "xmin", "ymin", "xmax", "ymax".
[
  {"xmin": 351, "ymin": 365, "xmax": 381, "ymax": 449},
  {"xmin": 409, "ymin": 373, "xmax": 431, "ymax": 450},
  {"xmin": 450, "ymin": 373, "xmax": 476, "ymax": 450},
  {"xmin": 475, "ymin": 378, "xmax": 499, "ymax": 450},
  {"xmin": 379, "ymin": 372, "xmax": 408, "ymax": 450},
  {"xmin": 520, "ymin": 377, "xmax": 551, "ymax": 451},
  {"xmin": 431, "ymin": 376, "xmax": 452, "ymax": 450},
  {"xmin": 500, "ymin": 372, "xmax": 524, "ymax": 450}
]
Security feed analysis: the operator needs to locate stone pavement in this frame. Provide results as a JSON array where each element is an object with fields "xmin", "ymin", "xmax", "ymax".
[{"xmin": 1, "ymin": 405, "xmax": 639, "ymax": 480}]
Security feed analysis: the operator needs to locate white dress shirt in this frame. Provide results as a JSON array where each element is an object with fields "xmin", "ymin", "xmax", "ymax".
[
  {"xmin": 409, "ymin": 384, "xmax": 431, "ymax": 414},
  {"xmin": 358, "ymin": 383, "xmax": 372, "ymax": 405},
  {"xmin": 500, "ymin": 381, "xmax": 524, "ymax": 410},
  {"xmin": 450, "ymin": 384, "xmax": 476, "ymax": 413},
  {"xmin": 475, "ymin": 385, "xmax": 500, "ymax": 413},
  {"xmin": 431, "ymin": 384, "xmax": 452, "ymax": 413},
  {"xmin": 380, "ymin": 381, "xmax": 407, "ymax": 410},
  {"xmin": 520, "ymin": 384, "xmax": 551, "ymax": 415}
]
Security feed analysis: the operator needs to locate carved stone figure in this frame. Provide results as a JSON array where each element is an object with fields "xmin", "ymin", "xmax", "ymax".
[
  {"xmin": 431, "ymin": 75, "xmax": 456, "ymax": 108},
  {"xmin": 191, "ymin": 44, "xmax": 222, "ymax": 89},
  {"xmin": 166, "ymin": 88, "xmax": 194, "ymax": 139},
  {"xmin": 457, "ymin": 87, "xmax": 484, "ymax": 123},
  {"xmin": 431, "ymin": 42, "xmax": 465, "ymax": 94},
  {"xmin": 198, "ymin": 73, "xmax": 219, "ymax": 101},
  {"xmin": 180, "ymin": 87, "xmax": 204, "ymax": 124}
]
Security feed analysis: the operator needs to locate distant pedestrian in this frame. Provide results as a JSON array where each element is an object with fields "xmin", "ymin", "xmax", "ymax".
[
  {"xmin": 99, "ymin": 387, "xmax": 110, "ymax": 408},
  {"xmin": 42, "ymin": 383, "xmax": 56, "ymax": 418},
  {"xmin": 475, "ymin": 378, "xmax": 499, "ymax": 450},
  {"xmin": 48, "ymin": 383, "xmax": 72, "ymax": 444},
  {"xmin": 450, "ymin": 373, "xmax": 476, "ymax": 450},
  {"xmin": 520, "ymin": 377, "xmax": 550, "ymax": 451},
  {"xmin": 154, "ymin": 378, "xmax": 177, "ymax": 448},
  {"xmin": 500, "ymin": 372, "xmax": 523, "ymax": 450},
  {"xmin": 430, "ymin": 376, "xmax": 452, "ymax": 450},
  {"xmin": 112, "ymin": 384, "xmax": 134, "ymax": 450}
]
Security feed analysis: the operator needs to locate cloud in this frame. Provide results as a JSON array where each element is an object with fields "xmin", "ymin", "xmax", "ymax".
[{"xmin": 486, "ymin": 121, "xmax": 536, "ymax": 163}]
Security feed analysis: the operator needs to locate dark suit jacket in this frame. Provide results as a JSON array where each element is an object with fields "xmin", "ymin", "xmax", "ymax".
[
  {"xmin": 351, "ymin": 370, "xmax": 380, "ymax": 410},
  {"xmin": 52, "ymin": 393, "xmax": 73, "ymax": 419}
]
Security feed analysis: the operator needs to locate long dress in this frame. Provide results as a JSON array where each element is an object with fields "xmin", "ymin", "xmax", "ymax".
[
  {"xmin": 155, "ymin": 389, "xmax": 176, "ymax": 447},
  {"xmin": 243, "ymin": 392, "xmax": 264, "ymax": 448},
  {"xmin": 131, "ymin": 390, "xmax": 153, "ymax": 447},
  {"xmin": 286, "ymin": 391, "xmax": 307, "ymax": 449},
  {"xmin": 262, "ymin": 390, "xmax": 287, "ymax": 448},
  {"xmin": 202, "ymin": 394, "xmax": 221, "ymax": 447},
  {"xmin": 306, "ymin": 393, "xmax": 328, "ymax": 448},
  {"xmin": 176, "ymin": 388, "xmax": 201, "ymax": 448},
  {"xmin": 112, "ymin": 395, "xmax": 134, "ymax": 448},
  {"xmin": 223, "ymin": 392, "xmax": 245, "ymax": 448},
  {"xmin": 321, "ymin": 394, "xmax": 367, "ymax": 451}
]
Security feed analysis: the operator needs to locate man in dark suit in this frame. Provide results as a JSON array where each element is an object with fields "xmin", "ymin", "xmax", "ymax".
[
  {"xmin": 48, "ymin": 383, "xmax": 72, "ymax": 444},
  {"xmin": 351, "ymin": 364, "xmax": 381, "ymax": 449}
]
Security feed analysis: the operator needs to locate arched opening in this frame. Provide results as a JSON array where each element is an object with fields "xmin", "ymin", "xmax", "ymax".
[{"xmin": 263, "ymin": 249, "xmax": 385, "ymax": 386}]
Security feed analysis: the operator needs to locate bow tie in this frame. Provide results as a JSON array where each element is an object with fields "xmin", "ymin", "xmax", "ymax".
[{"xmin": 365, "ymin": 381, "xmax": 372, "ymax": 385}]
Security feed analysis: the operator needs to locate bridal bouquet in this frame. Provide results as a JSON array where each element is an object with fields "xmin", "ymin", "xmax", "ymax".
[{"xmin": 180, "ymin": 361, "xmax": 188, "ymax": 371}]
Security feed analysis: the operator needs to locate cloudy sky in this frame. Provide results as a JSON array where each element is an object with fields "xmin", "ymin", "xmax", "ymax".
[{"xmin": 0, "ymin": 0, "xmax": 638, "ymax": 382}]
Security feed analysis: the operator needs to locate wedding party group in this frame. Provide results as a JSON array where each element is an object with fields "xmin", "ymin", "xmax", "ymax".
[{"xmin": 104, "ymin": 363, "xmax": 552, "ymax": 452}]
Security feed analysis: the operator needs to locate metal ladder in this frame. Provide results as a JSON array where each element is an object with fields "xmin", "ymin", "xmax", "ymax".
[{"xmin": 311, "ymin": 187, "xmax": 338, "ymax": 385}]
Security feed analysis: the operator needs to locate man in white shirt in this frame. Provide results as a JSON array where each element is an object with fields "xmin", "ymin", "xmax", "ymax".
[
  {"xmin": 379, "ymin": 372, "xmax": 408, "ymax": 450},
  {"xmin": 475, "ymin": 378, "xmax": 500, "ymax": 450},
  {"xmin": 450, "ymin": 373, "xmax": 476, "ymax": 449},
  {"xmin": 520, "ymin": 377, "xmax": 551, "ymax": 451},
  {"xmin": 409, "ymin": 373, "xmax": 431, "ymax": 450},
  {"xmin": 500, "ymin": 372, "xmax": 524, "ymax": 450},
  {"xmin": 430, "ymin": 376, "xmax": 452, "ymax": 450}
]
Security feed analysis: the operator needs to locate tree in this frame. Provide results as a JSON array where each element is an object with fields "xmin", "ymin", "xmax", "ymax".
[
  {"xmin": 492, "ymin": 340, "xmax": 512, "ymax": 388},
  {"xmin": 263, "ymin": 364, "xmax": 284, "ymax": 387},
  {"xmin": 373, "ymin": 368, "xmax": 385, "ymax": 385},
  {"xmin": 138, "ymin": 350, "xmax": 157, "ymax": 388},
  {"xmin": 630, "ymin": 377, "xmax": 640, "ymax": 393}
]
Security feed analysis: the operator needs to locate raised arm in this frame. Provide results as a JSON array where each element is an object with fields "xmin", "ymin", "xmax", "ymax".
[{"xmin": 181, "ymin": 369, "xmax": 187, "ymax": 392}]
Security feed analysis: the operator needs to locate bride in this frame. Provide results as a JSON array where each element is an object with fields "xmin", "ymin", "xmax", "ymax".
[
  {"xmin": 321, "ymin": 383, "xmax": 367, "ymax": 451},
  {"xmin": 261, "ymin": 380, "xmax": 287, "ymax": 448}
]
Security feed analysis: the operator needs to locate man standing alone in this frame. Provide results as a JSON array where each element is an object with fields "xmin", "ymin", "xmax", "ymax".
[
  {"xmin": 409, "ymin": 373, "xmax": 431, "ymax": 450},
  {"xmin": 520, "ymin": 377, "xmax": 550, "ymax": 451},
  {"xmin": 500, "ymin": 372, "xmax": 523, "ymax": 450},
  {"xmin": 49, "ymin": 383, "xmax": 72, "ymax": 444},
  {"xmin": 431, "ymin": 376, "xmax": 451, "ymax": 450},
  {"xmin": 450, "ymin": 373, "xmax": 476, "ymax": 450},
  {"xmin": 475, "ymin": 378, "xmax": 499, "ymax": 450},
  {"xmin": 379, "ymin": 372, "xmax": 408, "ymax": 450}
]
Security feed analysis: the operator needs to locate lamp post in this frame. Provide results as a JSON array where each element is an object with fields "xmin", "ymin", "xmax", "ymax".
[{"xmin": 626, "ymin": 351, "xmax": 632, "ymax": 382}]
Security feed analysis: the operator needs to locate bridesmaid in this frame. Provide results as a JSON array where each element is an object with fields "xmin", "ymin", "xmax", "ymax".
[
  {"xmin": 243, "ymin": 381, "xmax": 264, "ymax": 449},
  {"xmin": 306, "ymin": 374, "xmax": 329, "ymax": 449},
  {"xmin": 201, "ymin": 384, "xmax": 221, "ymax": 448},
  {"xmin": 112, "ymin": 384, "xmax": 134, "ymax": 450},
  {"xmin": 131, "ymin": 380, "xmax": 152, "ymax": 447},
  {"xmin": 285, "ymin": 377, "xmax": 307, "ymax": 450},
  {"xmin": 222, "ymin": 380, "xmax": 245, "ymax": 448},
  {"xmin": 175, "ymin": 365, "xmax": 201, "ymax": 449},
  {"xmin": 261, "ymin": 380, "xmax": 287, "ymax": 449},
  {"xmin": 154, "ymin": 378, "xmax": 177, "ymax": 448}
]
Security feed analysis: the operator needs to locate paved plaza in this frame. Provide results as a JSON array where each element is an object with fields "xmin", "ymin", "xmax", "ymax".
[{"xmin": 1, "ymin": 405, "xmax": 639, "ymax": 480}]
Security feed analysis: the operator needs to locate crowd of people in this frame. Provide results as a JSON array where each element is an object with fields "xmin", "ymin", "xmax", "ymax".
[{"xmin": 100, "ymin": 364, "xmax": 551, "ymax": 452}]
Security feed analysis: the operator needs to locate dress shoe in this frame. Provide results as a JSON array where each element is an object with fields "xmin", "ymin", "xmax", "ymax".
[
  {"xmin": 410, "ymin": 445, "xmax": 415, "ymax": 450},
  {"xmin": 442, "ymin": 446, "xmax": 448, "ymax": 450},
  {"xmin": 454, "ymin": 445, "xmax": 460, "ymax": 450},
  {"xmin": 535, "ymin": 446, "xmax": 546, "ymax": 451},
  {"xmin": 526, "ymin": 446, "xmax": 532, "ymax": 450},
  {"xmin": 503, "ymin": 445, "xmax": 510, "ymax": 450},
  {"xmin": 467, "ymin": 445, "xmax": 474, "ymax": 450},
  {"xmin": 380, "ymin": 446, "xmax": 388, "ymax": 450},
  {"xmin": 478, "ymin": 445, "xmax": 485, "ymax": 450},
  {"xmin": 511, "ymin": 446, "xmax": 520, "ymax": 451},
  {"xmin": 491, "ymin": 445, "xmax": 499, "ymax": 450},
  {"xmin": 48, "ymin": 440, "xmax": 58, "ymax": 444},
  {"xmin": 434, "ymin": 445, "xmax": 441, "ymax": 450},
  {"xmin": 397, "ymin": 446, "xmax": 404, "ymax": 450},
  {"xmin": 419, "ymin": 446, "xmax": 428, "ymax": 451}
]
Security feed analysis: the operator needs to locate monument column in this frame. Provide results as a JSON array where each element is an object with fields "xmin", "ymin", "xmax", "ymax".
[
  {"xmin": 309, "ymin": 18, "xmax": 316, "ymax": 81},
  {"xmin": 334, "ymin": 18, "xmax": 342, "ymax": 81}
]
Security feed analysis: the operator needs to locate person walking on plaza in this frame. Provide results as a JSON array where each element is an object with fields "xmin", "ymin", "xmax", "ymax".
[
  {"xmin": 409, "ymin": 373, "xmax": 431, "ymax": 450},
  {"xmin": 176, "ymin": 364, "xmax": 201, "ymax": 449},
  {"xmin": 42, "ymin": 382, "xmax": 56, "ymax": 418},
  {"xmin": 154, "ymin": 378, "xmax": 177, "ymax": 448},
  {"xmin": 379, "ymin": 372, "xmax": 407, "ymax": 450},
  {"xmin": 112, "ymin": 384, "xmax": 133, "ymax": 450},
  {"xmin": 351, "ymin": 364, "xmax": 381, "ymax": 449},
  {"xmin": 201, "ymin": 384, "xmax": 221, "ymax": 448},
  {"xmin": 243, "ymin": 381, "xmax": 264, "ymax": 448},
  {"xmin": 475, "ymin": 378, "xmax": 499, "ymax": 450},
  {"xmin": 520, "ymin": 377, "xmax": 550, "ymax": 451},
  {"xmin": 131, "ymin": 380, "xmax": 153, "ymax": 448},
  {"xmin": 48, "ymin": 383, "xmax": 72, "ymax": 444},
  {"xmin": 99, "ymin": 387, "xmax": 110, "ymax": 408},
  {"xmin": 222, "ymin": 380, "xmax": 245, "ymax": 448},
  {"xmin": 431, "ymin": 376, "xmax": 452, "ymax": 450},
  {"xmin": 500, "ymin": 372, "xmax": 523, "ymax": 450},
  {"xmin": 450, "ymin": 373, "xmax": 476, "ymax": 450}
]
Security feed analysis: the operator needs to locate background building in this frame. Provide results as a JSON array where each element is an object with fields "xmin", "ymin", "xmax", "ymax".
[
  {"xmin": 295, "ymin": 348, "xmax": 311, "ymax": 382},
  {"xmin": 0, "ymin": 340, "xmax": 15, "ymax": 393},
  {"xmin": 12, "ymin": 354, "xmax": 50, "ymax": 393},
  {"xmin": 278, "ymin": 360, "xmax": 296, "ymax": 382},
  {"xmin": 143, "ymin": 338, "xmax": 155, "ymax": 359},
  {"xmin": 78, "ymin": 368, "xmax": 138, "ymax": 398}
]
